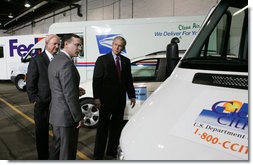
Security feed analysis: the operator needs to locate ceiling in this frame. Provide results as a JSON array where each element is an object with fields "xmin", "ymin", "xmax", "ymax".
[{"xmin": 0, "ymin": 0, "xmax": 81, "ymax": 31}]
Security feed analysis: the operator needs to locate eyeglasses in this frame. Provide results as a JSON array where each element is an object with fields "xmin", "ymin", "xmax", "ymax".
[{"xmin": 71, "ymin": 42, "xmax": 82, "ymax": 48}]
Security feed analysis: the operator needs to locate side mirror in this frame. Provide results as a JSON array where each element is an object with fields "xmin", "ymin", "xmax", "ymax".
[{"xmin": 166, "ymin": 37, "xmax": 180, "ymax": 77}]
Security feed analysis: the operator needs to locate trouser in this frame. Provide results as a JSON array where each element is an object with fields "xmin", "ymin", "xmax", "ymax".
[
  {"xmin": 94, "ymin": 103, "xmax": 125, "ymax": 159},
  {"xmin": 49, "ymin": 125, "xmax": 79, "ymax": 160},
  {"xmin": 34, "ymin": 102, "xmax": 50, "ymax": 160}
]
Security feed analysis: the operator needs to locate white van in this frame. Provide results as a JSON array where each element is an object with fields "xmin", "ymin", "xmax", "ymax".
[
  {"xmin": 18, "ymin": 16, "xmax": 204, "ymax": 90},
  {"xmin": 0, "ymin": 34, "xmax": 45, "ymax": 89},
  {"xmin": 119, "ymin": 0, "xmax": 248, "ymax": 160}
]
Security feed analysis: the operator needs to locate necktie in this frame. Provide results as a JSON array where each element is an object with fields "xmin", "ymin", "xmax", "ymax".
[{"xmin": 116, "ymin": 56, "xmax": 121, "ymax": 79}]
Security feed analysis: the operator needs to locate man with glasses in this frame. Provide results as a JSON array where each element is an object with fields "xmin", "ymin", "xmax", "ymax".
[{"xmin": 48, "ymin": 33, "xmax": 85, "ymax": 160}]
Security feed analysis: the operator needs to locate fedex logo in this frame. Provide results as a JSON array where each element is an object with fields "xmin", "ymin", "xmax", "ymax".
[
  {"xmin": 9, "ymin": 37, "xmax": 44, "ymax": 57},
  {"xmin": 96, "ymin": 34, "xmax": 127, "ymax": 55}
]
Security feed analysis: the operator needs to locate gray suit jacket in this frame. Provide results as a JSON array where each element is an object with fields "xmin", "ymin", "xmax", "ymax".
[{"xmin": 48, "ymin": 52, "xmax": 82, "ymax": 127}]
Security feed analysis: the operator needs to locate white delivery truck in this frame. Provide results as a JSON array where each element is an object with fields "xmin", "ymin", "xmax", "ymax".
[
  {"xmin": 0, "ymin": 34, "xmax": 45, "ymax": 90},
  {"xmin": 18, "ymin": 16, "xmax": 204, "ymax": 91},
  {"xmin": 119, "ymin": 0, "xmax": 248, "ymax": 160}
]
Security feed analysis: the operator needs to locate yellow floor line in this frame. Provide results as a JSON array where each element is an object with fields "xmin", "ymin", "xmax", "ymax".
[
  {"xmin": 0, "ymin": 97, "xmax": 35, "ymax": 124},
  {"xmin": 0, "ymin": 97, "xmax": 91, "ymax": 160},
  {"xmin": 14, "ymin": 104, "xmax": 35, "ymax": 107}
]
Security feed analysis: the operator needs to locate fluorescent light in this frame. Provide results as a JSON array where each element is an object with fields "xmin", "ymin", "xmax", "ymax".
[{"xmin": 233, "ymin": 5, "xmax": 248, "ymax": 16}]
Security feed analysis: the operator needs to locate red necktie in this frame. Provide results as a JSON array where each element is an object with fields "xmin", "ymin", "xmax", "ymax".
[{"xmin": 116, "ymin": 56, "xmax": 121, "ymax": 79}]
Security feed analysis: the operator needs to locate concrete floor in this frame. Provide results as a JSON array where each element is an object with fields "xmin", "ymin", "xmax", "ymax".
[{"xmin": 0, "ymin": 81, "xmax": 96, "ymax": 160}]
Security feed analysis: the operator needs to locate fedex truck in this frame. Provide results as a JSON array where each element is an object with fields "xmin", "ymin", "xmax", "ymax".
[
  {"xmin": 119, "ymin": 0, "xmax": 248, "ymax": 160},
  {"xmin": 0, "ymin": 34, "xmax": 45, "ymax": 89},
  {"xmin": 17, "ymin": 16, "xmax": 204, "ymax": 91}
]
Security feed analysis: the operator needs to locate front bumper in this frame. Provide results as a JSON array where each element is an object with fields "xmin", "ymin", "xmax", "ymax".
[{"xmin": 10, "ymin": 76, "xmax": 16, "ymax": 83}]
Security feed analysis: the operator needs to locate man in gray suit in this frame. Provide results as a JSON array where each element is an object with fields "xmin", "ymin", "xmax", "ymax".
[{"xmin": 48, "ymin": 34, "xmax": 85, "ymax": 160}]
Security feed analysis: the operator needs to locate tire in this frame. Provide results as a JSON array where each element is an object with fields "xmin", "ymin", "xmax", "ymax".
[
  {"xmin": 80, "ymin": 98, "xmax": 99, "ymax": 128},
  {"xmin": 15, "ymin": 75, "xmax": 26, "ymax": 91}
]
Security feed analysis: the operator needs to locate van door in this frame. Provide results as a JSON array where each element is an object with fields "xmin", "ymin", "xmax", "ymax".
[
  {"xmin": 0, "ymin": 44, "xmax": 7, "ymax": 79},
  {"xmin": 124, "ymin": 57, "xmax": 167, "ymax": 119}
]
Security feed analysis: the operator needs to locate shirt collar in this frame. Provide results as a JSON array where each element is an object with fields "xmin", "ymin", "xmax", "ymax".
[
  {"xmin": 45, "ymin": 49, "xmax": 54, "ymax": 61},
  {"xmin": 112, "ymin": 52, "xmax": 120, "ymax": 60},
  {"xmin": 61, "ymin": 50, "xmax": 72, "ymax": 59}
]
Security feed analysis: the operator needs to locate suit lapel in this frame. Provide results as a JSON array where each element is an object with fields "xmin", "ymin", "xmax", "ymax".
[
  {"xmin": 120, "ymin": 55, "xmax": 127, "ymax": 79},
  {"xmin": 60, "ymin": 52, "xmax": 80, "ymax": 84},
  {"xmin": 41, "ymin": 52, "xmax": 50, "ymax": 67}
]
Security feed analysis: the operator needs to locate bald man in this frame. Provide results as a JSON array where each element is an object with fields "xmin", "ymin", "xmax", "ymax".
[{"xmin": 26, "ymin": 34, "xmax": 60, "ymax": 160}]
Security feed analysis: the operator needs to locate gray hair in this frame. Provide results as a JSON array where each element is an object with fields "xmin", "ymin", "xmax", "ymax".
[
  {"xmin": 45, "ymin": 34, "xmax": 59, "ymax": 44},
  {"xmin": 113, "ymin": 36, "xmax": 127, "ymax": 46}
]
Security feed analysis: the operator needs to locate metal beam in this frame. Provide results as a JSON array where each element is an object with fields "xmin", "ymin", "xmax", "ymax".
[{"xmin": 4, "ymin": 1, "xmax": 48, "ymax": 27}]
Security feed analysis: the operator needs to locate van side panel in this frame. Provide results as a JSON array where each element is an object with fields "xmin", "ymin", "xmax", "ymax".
[
  {"xmin": 0, "ymin": 34, "xmax": 46, "ymax": 80},
  {"xmin": 48, "ymin": 16, "xmax": 204, "ymax": 83}
]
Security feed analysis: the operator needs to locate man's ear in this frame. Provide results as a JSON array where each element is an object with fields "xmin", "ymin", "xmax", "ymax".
[{"xmin": 121, "ymin": 46, "xmax": 125, "ymax": 51}]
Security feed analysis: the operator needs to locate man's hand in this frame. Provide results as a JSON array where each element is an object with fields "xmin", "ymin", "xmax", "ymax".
[
  {"xmin": 76, "ymin": 120, "xmax": 84, "ymax": 128},
  {"xmin": 79, "ymin": 87, "xmax": 86, "ymax": 96},
  {"xmin": 130, "ymin": 98, "xmax": 136, "ymax": 108},
  {"xmin": 94, "ymin": 99, "xmax": 101, "ymax": 109}
]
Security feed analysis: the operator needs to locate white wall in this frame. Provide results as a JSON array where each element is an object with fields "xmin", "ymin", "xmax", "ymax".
[{"xmin": 1, "ymin": 0, "xmax": 218, "ymax": 35}]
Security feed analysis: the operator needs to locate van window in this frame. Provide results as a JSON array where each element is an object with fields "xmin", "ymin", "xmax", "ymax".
[
  {"xmin": 22, "ymin": 48, "xmax": 42, "ymax": 62},
  {"xmin": 180, "ymin": 6, "xmax": 248, "ymax": 72},
  {"xmin": 0, "ymin": 46, "xmax": 3, "ymax": 58},
  {"xmin": 131, "ymin": 59, "xmax": 159, "ymax": 82}
]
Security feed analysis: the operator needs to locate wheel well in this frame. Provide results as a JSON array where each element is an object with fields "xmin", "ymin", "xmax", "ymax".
[
  {"xmin": 16, "ymin": 74, "xmax": 25, "ymax": 80},
  {"xmin": 79, "ymin": 97, "xmax": 94, "ymax": 102}
]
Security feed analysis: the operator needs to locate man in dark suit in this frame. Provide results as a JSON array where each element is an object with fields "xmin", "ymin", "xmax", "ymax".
[
  {"xmin": 26, "ymin": 34, "xmax": 60, "ymax": 160},
  {"xmin": 48, "ymin": 34, "xmax": 85, "ymax": 160},
  {"xmin": 93, "ymin": 36, "xmax": 136, "ymax": 160}
]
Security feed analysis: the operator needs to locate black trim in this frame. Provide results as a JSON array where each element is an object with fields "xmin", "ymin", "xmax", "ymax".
[{"xmin": 192, "ymin": 73, "xmax": 248, "ymax": 90}]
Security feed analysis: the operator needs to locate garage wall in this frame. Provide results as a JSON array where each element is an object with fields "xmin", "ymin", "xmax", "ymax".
[{"xmin": 3, "ymin": 0, "xmax": 218, "ymax": 35}]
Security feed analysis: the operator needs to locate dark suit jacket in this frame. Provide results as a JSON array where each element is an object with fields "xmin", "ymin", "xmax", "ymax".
[
  {"xmin": 26, "ymin": 51, "xmax": 51, "ymax": 103},
  {"xmin": 48, "ymin": 52, "xmax": 82, "ymax": 127},
  {"xmin": 93, "ymin": 53, "xmax": 135, "ymax": 108}
]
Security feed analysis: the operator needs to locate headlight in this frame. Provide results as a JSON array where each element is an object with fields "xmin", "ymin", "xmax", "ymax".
[{"xmin": 117, "ymin": 145, "xmax": 124, "ymax": 160}]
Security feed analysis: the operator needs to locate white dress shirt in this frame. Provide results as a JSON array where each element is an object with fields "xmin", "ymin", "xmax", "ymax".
[{"xmin": 45, "ymin": 49, "xmax": 54, "ymax": 62}]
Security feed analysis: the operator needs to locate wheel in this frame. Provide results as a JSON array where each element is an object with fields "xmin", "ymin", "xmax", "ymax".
[
  {"xmin": 15, "ymin": 75, "xmax": 26, "ymax": 91},
  {"xmin": 80, "ymin": 98, "xmax": 99, "ymax": 128}
]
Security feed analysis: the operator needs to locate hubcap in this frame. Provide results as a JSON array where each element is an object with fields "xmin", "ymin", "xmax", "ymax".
[
  {"xmin": 18, "ymin": 79, "xmax": 25, "ymax": 89},
  {"xmin": 81, "ymin": 102, "xmax": 99, "ymax": 127}
]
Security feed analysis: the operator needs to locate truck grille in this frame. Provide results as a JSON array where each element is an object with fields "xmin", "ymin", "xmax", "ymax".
[{"xmin": 192, "ymin": 73, "xmax": 248, "ymax": 90}]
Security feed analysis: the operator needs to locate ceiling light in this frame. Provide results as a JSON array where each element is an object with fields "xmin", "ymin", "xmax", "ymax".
[
  {"xmin": 8, "ymin": 13, "xmax": 13, "ymax": 19},
  {"xmin": 4, "ymin": 1, "xmax": 48, "ymax": 27},
  {"xmin": 24, "ymin": 1, "xmax": 31, "ymax": 8}
]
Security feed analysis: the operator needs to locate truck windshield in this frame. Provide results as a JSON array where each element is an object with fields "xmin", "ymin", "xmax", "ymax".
[{"xmin": 180, "ymin": 1, "xmax": 248, "ymax": 72}]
